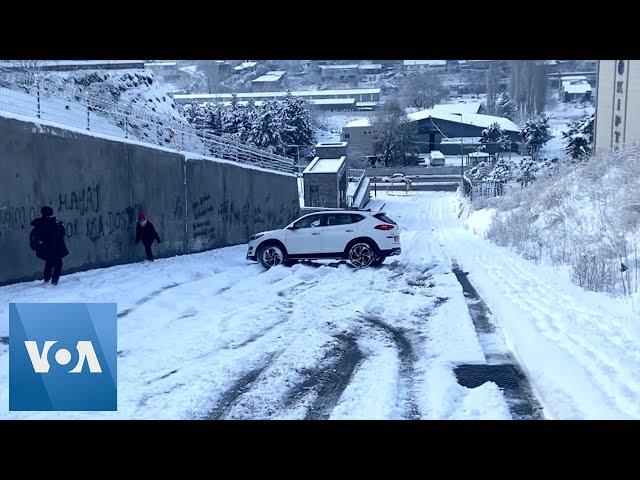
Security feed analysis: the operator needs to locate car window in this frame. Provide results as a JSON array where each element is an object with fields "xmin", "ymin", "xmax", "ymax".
[
  {"xmin": 374, "ymin": 213, "xmax": 397, "ymax": 225},
  {"xmin": 324, "ymin": 214, "xmax": 355, "ymax": 226},
  {"xmin": 294, "ymin": 214, "xmax": 322, "ymax": 229},
  {"xmin": 351, "ymin": 214, "xmax": 365, "ymax": 223}
]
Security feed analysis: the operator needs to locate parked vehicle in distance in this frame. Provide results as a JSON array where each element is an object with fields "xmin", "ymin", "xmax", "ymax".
[
  {"xmin": 382, "ymin": 173, "xmax": 406, "ymax": 183},
  {"xmin": 246, "ymin": 211, "xmax": 401, "ymax": 269},
  {"xmin": 429, "ymin": 150, "xmax": 446, "ymax": 166}
]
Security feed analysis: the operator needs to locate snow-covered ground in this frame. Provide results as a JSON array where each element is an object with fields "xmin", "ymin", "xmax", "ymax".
[{"xmin": 2, "ymin": 192, "xmax": 639, "ymax": 419}]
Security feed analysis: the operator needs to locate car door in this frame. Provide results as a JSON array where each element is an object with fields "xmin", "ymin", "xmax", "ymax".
[
  {"xmin": 285, "ymin": 214, "xmax": 323, "ymax": 256},
  {"xmin": 321, "ymin": 213, "xmax": 363, "ymax": 254}
]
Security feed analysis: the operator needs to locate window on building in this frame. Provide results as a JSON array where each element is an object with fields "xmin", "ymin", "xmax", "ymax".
[{"xmin": 344, "ymin": 133, "xmax": 350, "ymax": 139}]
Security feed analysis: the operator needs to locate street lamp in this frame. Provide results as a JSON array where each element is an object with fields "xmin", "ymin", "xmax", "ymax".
[{"xmin": 453, "ymin": 113, "xmax": 464, "ymax": 186}]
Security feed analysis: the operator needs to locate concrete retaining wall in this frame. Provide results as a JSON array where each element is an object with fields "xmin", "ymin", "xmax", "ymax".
[{"xmin": 0, "ymin": 116, "xmax": 299, "ymax": 285}]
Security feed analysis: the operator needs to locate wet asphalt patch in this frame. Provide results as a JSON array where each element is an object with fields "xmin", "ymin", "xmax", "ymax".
[
  {"xmin": 451, "ymin": 260, "xmax": 544, "ymax": 419},
  {"xmin": 454, "ymin": 364, "xmax": 544, "ymax": 419}
]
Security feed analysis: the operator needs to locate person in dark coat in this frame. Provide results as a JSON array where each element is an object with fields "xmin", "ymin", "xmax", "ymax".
[
  {"xmin": 135, "ymin": 211, "xmax": 161, "ymax": 261},
  {"xmin": 30, "ymin": 206, "xmax": 69, "ymax": 285}
]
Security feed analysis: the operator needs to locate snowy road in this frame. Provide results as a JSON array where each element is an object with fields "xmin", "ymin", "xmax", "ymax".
[{"xmin": 1, "ymin": 192, "xmax": 639, "ymax": 419}]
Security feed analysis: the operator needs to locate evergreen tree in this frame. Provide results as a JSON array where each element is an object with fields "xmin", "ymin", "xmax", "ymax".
[
  {"xmin": 520, "ymin": 113, "xmax": 552, "ymax": 159},
  {"xmin": 495, "ymin": 92, "xmax": 516, "ymax": 120},
  {"xmin": 479, "ymin": 122, "xmax": 508, "ymax": 155},
  {"xmin": 248, "ymin": 100, "xmax": 283, "ymax": 154},
  {"xmin": 562, "ymin": 113, "xmax": 594, "ymax": 160},
  {"xmin": 278, "ymin": 94, "xmax": 316, "ymax": 158}
]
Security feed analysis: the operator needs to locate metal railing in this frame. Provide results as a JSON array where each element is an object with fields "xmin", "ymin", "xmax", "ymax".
[
  {"xmin": 463, "ymin": 171, "xmax": 505, "ymax": 200},
  {"xmin": 0, "ymin": 71, "xmax": 295, "ymax": 174}
]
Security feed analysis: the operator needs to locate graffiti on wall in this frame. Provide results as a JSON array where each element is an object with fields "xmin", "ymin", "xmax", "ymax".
[{"xmin": 0, "ymin": 184, "xmax": 133, "ymax": 244}]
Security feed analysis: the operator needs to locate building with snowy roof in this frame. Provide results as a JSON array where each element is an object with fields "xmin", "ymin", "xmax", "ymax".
[
  {"xmin": 403, "ymin": 60, "xmax": 447, "ymax": 74},
  {"xmin": 233, "ymin": 61, "xmax": 258, "ymax": 73},
  {"xmin": 173, "ymin": 88, "xmax": 381, "ymax": 105},
  {"xmin": 341, "ymin": 118, "xmax": 375, "ymax": 164},
  {"xmin": 251, "ymin": 70, "xmax": 286, "ymax": 91},
  {"xmin": 319, "ymin": 63, "xmax": 384, "ymax": 81},
  {"xmin": 406, "ymin": 109, "xmax": 520, "ymax": 153},
  {"xmin": 559, "ymin": 75, "xmax": 592, "ymax": 103}
]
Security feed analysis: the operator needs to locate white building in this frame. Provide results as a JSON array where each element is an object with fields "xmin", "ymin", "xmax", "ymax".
[
  {"xmin": 403, "ymin": 60, "xmax": 447, "ymax": 74},
  {"xmin": 559, "ymin": 75, "xmax": 592, "ymax": 103},
  {"xmin": 594, "ymin": 60, "xmax": 640, "ymax": 153}
]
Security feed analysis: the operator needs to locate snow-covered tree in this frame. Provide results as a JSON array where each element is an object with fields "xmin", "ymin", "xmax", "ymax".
[
  {"xmin": 520, "ymin": 113, "xmax": 552, "ymax": 159},
  {"xmin": 479, "ymin": 122, "xmax": 508, "ymax": 155},
  {"xmin": 495, "ymin": 92, "xmax": 516, "ymax": 120},
  {"xmin": 248, "ymin": 100, "xmax": 283, "ymax": 154},
  {"xmin": 278, "ymin": 94, "xmax": 316, "ymax": 158},
  {"xmin": 488, "ymin": 157, "xmax": 511, "ymax": 183},
  {"xmin": 515, "ymin": 157, "xmax": 537, "ymax": 187},
  {"xmin": 562, "ymin": 113, "xmax": 594, "ymax": 160},
  {"xmin": 468, "ymin": 161, "xmax": 493, "ymax": 181}
]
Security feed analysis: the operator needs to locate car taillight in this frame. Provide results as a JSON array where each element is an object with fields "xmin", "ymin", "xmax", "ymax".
[{"xmin": 375, "ymin": 224, "xmax": 394, "ymax": 231}]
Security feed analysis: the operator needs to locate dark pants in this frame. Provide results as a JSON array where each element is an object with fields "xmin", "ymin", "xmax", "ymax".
[
  {"xmin": 143, "ymin": 243, "xmax": 154, "ymax": 261},
  {"xmin": 44, "ymin": 257, "xmax": 63, "ymax": 283}
]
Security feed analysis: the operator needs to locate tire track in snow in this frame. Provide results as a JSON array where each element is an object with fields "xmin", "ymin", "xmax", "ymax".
[
  {"xmin": 117, "ymin": 282, "xmax": 181, "ymax": 318},
  {"xmin": 281, "ymin": 333, "xmax": 364, "ymax": 420},
  {"xmin": 205, "ymin": 352, "xmax": 281, "ymax": 420},
  {"xmin": 360, "ymin": 313, "xmax": 421, "ymax": 420}
]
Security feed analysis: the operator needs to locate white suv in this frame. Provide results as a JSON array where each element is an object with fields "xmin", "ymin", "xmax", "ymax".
[{"xmin": 246, "ymin": 210, "xmax": 401, "ymax": 269}]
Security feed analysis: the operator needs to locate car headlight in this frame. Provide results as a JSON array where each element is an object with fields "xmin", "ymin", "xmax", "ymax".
[{"xmin": 250, "ymin": 233, "xmax": 264, "ymax": 241}]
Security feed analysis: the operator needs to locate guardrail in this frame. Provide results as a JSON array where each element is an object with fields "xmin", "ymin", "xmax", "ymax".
[{"xmin": 0, "ymin": 71, "xmax": 295, "ymax": 174}]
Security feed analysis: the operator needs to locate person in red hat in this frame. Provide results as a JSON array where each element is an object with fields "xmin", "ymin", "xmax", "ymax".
[{"xmin": 135, "ymin": 211, "xmax": 161, "ymax": 261}]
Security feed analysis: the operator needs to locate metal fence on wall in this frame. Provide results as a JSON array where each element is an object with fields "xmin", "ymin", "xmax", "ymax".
[{"xmin": 0, "ymin": 70, "xmax": 295, "ymax": 174}]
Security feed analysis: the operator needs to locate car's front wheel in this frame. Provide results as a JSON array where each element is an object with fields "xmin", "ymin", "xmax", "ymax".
[
  {"xmin": 348, "ymin": 242, "xmax": 375, "ymax": 268},
  {"xmin": 257, "ymin": 243, "xmax": 285, "ymax": 269}
]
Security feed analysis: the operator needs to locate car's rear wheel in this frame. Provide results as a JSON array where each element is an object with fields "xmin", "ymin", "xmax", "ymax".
[
  {"xmin": 257, "ymin": 243, "xmax": 285, "ymax": 269},
  {"xmin": 349, "ymin": 242, "xmax": 375, "ymax": 268}
]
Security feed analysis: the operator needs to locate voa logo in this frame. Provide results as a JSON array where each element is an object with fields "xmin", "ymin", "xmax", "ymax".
[
  {"xmin": 10, "ymin": 303, "xmax": 117, "ymax": 411},
  {"xmin": 24, "ymin": 340, "xmax": 102, "ymax": 373}
]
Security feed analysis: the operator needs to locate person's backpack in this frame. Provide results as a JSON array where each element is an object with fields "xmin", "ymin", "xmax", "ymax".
[{"xmin": 29, "ymin": 225, "xmax": 45, "ymax": 251}]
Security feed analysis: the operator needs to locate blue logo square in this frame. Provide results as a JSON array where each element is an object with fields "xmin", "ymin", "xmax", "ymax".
[{"xmin": 9, "ymin": 303, "xmax": 117, "ymax": 411}]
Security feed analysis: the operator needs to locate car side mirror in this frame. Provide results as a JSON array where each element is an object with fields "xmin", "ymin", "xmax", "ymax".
[{"xmin": 287, "ymin": 224, "xmax": 296, "ymax": 230}]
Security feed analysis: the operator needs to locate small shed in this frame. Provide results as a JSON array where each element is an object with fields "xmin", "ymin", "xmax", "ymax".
[{"xmin": 303, "ymin": 156, "xmax": 348, "ymax": 208}]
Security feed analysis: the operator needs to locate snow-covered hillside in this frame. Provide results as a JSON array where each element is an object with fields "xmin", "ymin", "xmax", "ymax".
[
  {"xmin": 0, "ymin": 69, "xmax": 197, "ymax": 148},
  {"xmin": 469, "ymin": 145, "xmax": 640, "ymax": 301}
]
